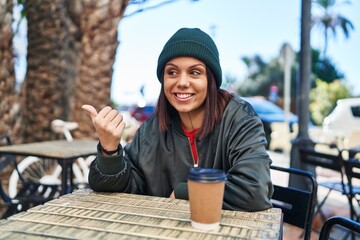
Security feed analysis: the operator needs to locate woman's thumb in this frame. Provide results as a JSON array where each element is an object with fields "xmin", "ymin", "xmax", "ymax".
[{"xmin": 82, "ymin": 104, "xmax": 98, "ymax": 119}]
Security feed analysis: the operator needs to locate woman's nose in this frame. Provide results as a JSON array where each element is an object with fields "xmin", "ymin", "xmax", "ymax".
[{"xmin": 177, "ymin": 73, "xmax": 190, "ymax": 87}]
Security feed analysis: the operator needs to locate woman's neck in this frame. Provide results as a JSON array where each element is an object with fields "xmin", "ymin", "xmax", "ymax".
[{"xmin": 179, "ymin": 110, "xmax": 204, "ymax": 131}]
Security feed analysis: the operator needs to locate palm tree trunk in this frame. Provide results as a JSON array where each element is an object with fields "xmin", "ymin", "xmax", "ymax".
[
  {"xmin": 0, "ymin": 0, "xmax": 19, "ymax": 140},
  {"xmin": 72, "ymin": 0, "xmax": 129, "ymax": 139},
  {"xmin": 21, "ymin": 0, "xmax": 79, "ymax": 142},
  {"xmin": 20, "ymin": 0, "xmax": 128, "ymax": 141},
  {"xmin": 290, "ymin": 0, "xmax": 313, "ymax": 189}
]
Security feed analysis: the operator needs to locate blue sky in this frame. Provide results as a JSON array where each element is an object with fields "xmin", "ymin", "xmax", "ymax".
[{"xmin": 112, "ymin": 0, "xmax": 360, "ymax": 106}]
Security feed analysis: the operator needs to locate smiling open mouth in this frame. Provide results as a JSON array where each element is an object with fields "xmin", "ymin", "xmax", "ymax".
[{"xmin": 176, "ymin": 93, "xmax": 193, "ymax": 99}]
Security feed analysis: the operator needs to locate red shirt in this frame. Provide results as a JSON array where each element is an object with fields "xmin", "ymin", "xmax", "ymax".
[{"xmin": 182, "ymin": 127, "xmax": 199, "ymax": 166}]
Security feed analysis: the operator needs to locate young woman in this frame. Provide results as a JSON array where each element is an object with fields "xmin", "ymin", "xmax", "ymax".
[{"xmin": 82, "ymin": 28, "xmax": 273, "ymax": 211}]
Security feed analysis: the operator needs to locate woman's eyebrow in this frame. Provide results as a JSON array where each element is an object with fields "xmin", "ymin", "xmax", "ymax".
[
  {"xmin": 190, "ymin": 63, "xmax": 206, "ymax": 68},
  {"xmin": 165, "ymin": 63, "xmax": 177, "ymax": 67},
  {"xmin": 164, "ymin": 63, "xmax": 205, "ymax": 68}
]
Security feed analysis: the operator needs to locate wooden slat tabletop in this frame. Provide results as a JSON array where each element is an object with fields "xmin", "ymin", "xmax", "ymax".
[
  {"xmin": 0, "ymin": 189, "xmax": 282, "ymax": 240},
  {"xmin": 0, "ymin": 140, "xmax": 97, "ymax": 160}
]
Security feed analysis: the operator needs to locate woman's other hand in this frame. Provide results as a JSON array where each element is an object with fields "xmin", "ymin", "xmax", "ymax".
[{"xmin": 169, "ymin": 191, "xmax": 176, "ymax": 199}]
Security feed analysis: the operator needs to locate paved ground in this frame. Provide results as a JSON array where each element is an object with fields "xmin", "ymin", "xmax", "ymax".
[{"xmin": 269, "ymin": 150, "xmax": 359, "ymax": 240}]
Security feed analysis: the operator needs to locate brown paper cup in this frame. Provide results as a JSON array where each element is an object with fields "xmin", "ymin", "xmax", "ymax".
[{"xmin": 188, "ymin": 168, "xmax": 226, "ymax": 231}]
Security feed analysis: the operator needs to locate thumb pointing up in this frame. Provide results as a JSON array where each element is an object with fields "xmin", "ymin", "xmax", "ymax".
[
  {"xmin": 81, "ymin": 104, "xmax": 124, "ymax": 153},
  {"xmin": 82, "ymin": 104, "xmax": 98, "ymax": 119}
]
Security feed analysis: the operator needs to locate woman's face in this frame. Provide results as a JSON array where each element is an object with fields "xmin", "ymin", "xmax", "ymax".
[{"xmin": 163, "ymin": 57, "xmax": 208, "ymax": 115}]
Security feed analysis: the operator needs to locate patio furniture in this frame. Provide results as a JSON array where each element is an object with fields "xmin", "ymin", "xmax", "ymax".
[
  {"xmin": 270, "ymin": 165, "xmax": 318, "ymax": 240},
  {"xmin": 319, "ymin": 216, "xmax": 360, "ymax": 240},
  {"xmin": 0, "ymin": 135, "xmax": 60, "ymax": 219},
  {"xmin": 0, "ymin": 139, "xmax": 97, "ymax": 196},
  {"xmin": 298, "ymin": 139, "xmax": 351, "ymax": 223},
  {"xmin": 343, "ymin": 158, "xmax": 360, "ymax": 221},
  {"xmin": 0, "ymin": 189, "xmax": 283, "ymax": 239}
]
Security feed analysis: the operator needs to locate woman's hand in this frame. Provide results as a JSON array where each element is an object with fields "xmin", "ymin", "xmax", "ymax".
[
  {"xmin": 169, "ymin": 191, "xmax": 176, "ymax": 199},
  {"xmin": 82, "ymin": 105, "xmax": 125, "ymax": 153}
]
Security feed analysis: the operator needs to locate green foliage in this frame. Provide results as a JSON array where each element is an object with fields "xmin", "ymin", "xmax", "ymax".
[
  {"xmin": 309, "ymin": 79, "xmax": 350, "ymax": 125},
  {"xmin": 237, "ymin": 48, "xmax": 345, "ymax": 98},
  {"xmin": 311, "ymin": 49, "xmax": 344, "ymax": 83},
  {"xmin": 237, "ymin": 55, "xmax": 296, "ymax": 100},
  {"xmin": 237, "ymin": 48, "xmax": 348, "ymax": 118},
  {"xmin": 312, "ymin": 0, "xmax": 355, "ymax": 55}
]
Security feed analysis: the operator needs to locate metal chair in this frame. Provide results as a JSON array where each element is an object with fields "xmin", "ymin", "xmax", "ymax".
[
  {"xmin": 298, "ymin": 139, "xmax": 352, "ymax": 222},
  {"xmin": 0, "ymin": 134, "xmax": 60, "ymax": 219},
  {"xmin": 319, "ymin": 216, "xmax": 360, "ymax": 240},
  {"xmin": 343, "ymin": 158, "xmax": 360, "ymax": 221},
  {"xmin": 270, "ymin": 165, "xmax": 318, "ymax": 240}
]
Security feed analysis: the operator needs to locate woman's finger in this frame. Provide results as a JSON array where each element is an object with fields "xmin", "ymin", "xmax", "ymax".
[{"xmin": 82, "ymin": 105, "xmax": 98, "ymax": 120}]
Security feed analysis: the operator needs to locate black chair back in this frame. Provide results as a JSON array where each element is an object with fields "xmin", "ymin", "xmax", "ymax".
[
  {"xmin": 344, "ymin": 158, "xmax": 360, "ymax": 181},
  {"xmin": 298, "ymin": 139, "xmax": 353, "ymax": 224},
  {"xmin": 299, "ymin": 145, "xmax": 343, "ymax": 171},
  {"xmin": 0, "ymin": 134, "xmax": 60, "ymax": 219},
  {"xmin": 0, "ymin": 135, "xmax": 15, "ymax": 203},
  {"xmin": 270, "ymin": 165, "xmax": 318, "ymax": 240},
  {"xmin": 343, "ymin": 158, "xmax": 360, "ymax": 221},
  {"xmin": 319, "ymin": 216, "xmax": 360, "ymax": 240}
]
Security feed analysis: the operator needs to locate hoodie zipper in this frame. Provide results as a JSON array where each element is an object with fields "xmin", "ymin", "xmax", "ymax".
[{"xmin": 187, "ymin": 137, "xmax": 198, "ymax": 167}]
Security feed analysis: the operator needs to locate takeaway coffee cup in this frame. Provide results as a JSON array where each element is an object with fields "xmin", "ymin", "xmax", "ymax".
[{"xmin": 188, "ymin": 167, "xmax": 227, "ymax": 231}]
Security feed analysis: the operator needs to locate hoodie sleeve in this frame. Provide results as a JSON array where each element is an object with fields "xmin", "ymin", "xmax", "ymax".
[
  {"xmin": 88, "ymin": 129, "xmax": 146, "ymax": 194},
  {"xmin": 222, "ymin": 110, "xmax": 273, "ymax": 211}
]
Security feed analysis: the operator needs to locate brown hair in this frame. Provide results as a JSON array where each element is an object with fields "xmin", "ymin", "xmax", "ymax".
[{"xmin": 155, "ymin": 67, "xmax": 233, "ymax": 140}]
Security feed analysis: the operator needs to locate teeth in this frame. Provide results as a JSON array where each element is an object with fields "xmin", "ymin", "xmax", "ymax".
[{"xmin": 176, "ymin": 93, "xmax": 192, "ymax": 99}]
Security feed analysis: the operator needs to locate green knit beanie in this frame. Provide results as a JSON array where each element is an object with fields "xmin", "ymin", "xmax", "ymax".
[{"xmin": 157, "ymin": 28, "xmax": 222, "ymax": 88}]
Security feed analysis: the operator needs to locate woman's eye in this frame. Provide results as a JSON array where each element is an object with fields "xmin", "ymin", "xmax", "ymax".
[
  {"xmin": 166, "ymin": 69, "xmax": 177, "ymax": 76},
  {"xmin": 190, "ymin": 70, "xmax": 201, "ymax": 76}
]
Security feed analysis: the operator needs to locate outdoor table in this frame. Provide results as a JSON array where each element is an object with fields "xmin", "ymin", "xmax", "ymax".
[
  {"xmin": 0, "ymin": 140, "xmax": 97, "ymax": 195},
  {"xmin": 0, "ymin": 189, "xmax": 283, "ymax": 239}
]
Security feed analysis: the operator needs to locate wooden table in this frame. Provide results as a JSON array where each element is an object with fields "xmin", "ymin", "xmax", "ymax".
[
  {"xmin": 0, "ymin": 189, "xmax": 283, "ymax": 239},
  {"xmin": 0, "ymin": 140, "xmax": 97, "ymax": 195}
]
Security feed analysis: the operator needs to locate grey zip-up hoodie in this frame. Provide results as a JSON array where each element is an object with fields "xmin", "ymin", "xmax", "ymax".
[{"xmin": 89, "ymin": 96, "xmax": 273, "ymax": 211}]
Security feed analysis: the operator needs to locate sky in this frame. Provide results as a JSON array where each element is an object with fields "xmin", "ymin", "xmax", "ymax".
[{"xmin": 112, "ymin": 0, "xmax": 360, "ymax": 106}]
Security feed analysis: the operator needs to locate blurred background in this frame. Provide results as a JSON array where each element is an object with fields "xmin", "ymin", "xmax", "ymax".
[
  {"xmin": 113, "ymin": 0, "xmax": 360, "ymax": 107},
  {"xmin": 1, "ymin": 0, "xmax": 359, "ymax": 149},
  {"xmin": 1, "ymin": 2, "xmax": 360, "ymax": 235}
]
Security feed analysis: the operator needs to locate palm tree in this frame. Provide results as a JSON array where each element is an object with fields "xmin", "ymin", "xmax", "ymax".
[
  {"xmin": 0, "ymin": 0, "xmax": 18, "ymax": 140},
  {"xmin": 20, "ymin": 0, "xmax": 79, "ymax": 142},
  {"xmin": 19, "ymin": 0, "xmax": 129, "ymax": 142},
  {"xmin": 312, "ymin": 0, "xmax": 354, "ymax": 56},
  {"xmin": 71, "ymin": 0, "xmax": 129, "ymax": 139},
  {"xmin": 7, "ymin": 0, "xmax": 191, "ymax": 142}
]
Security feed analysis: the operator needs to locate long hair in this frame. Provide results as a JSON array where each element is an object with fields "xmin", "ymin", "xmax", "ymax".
[{"xmin": 155, "ymin": 67, "xmax": 233, "ymax": 140}]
